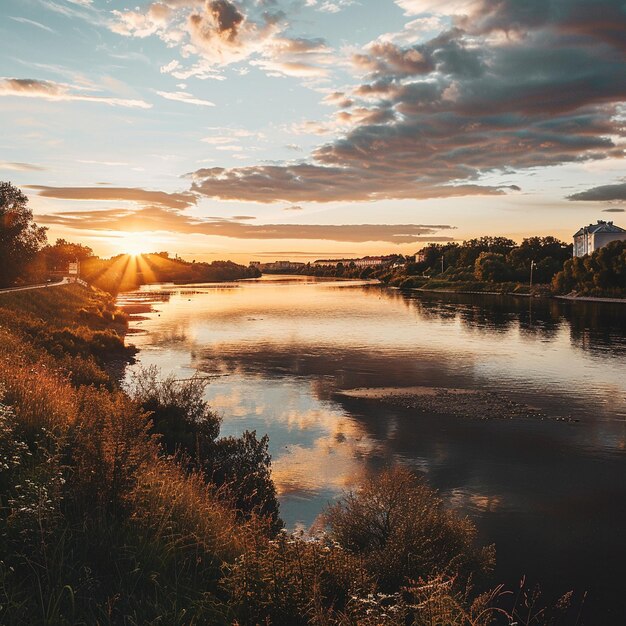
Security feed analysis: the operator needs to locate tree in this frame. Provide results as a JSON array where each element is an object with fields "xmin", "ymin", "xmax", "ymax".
[
  {"xmin": 0, "ymin": 182, "xmax": 47, "ymax": 287},
  {"xmin": 552, "ymin": 240, "xmax": 626, "ymax": 295},
  {"xmin": 474, "ymin": 252, "xmax": 512, "ymax": 282},
  {"xmin": 43, "ymin": 238, "xmax": 93, "ymax": 272}
]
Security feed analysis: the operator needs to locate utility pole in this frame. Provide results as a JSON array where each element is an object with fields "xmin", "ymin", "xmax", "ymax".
[
  {"xmin": 529, "ymin": 260, "xmax": 535, "ymax": 289},
  {"xmin": 441, "ymin": 256, "xmax": 444, "ymax": 274}
]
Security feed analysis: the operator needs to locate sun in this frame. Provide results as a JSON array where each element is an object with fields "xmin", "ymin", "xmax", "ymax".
[
  {"xmin": 126, "ymin": 246, "xmax": 146, "ymax": 257},
  {"xmin": 112, "ymin": 232, "xmax": 154, "ymax": 257}
]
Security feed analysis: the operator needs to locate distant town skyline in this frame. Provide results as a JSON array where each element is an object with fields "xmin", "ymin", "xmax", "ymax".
[{"xmin": 1, "ymin": 0, "xmax": 624, "ymax": 263}]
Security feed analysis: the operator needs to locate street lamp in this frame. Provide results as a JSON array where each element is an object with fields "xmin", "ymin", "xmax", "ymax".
[{"xmin": 529, "ymin": 260, "xmax": 536, "ymax": 289}]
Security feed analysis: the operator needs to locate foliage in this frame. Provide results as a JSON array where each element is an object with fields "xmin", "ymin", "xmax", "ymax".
[
  {"xmin": 296, "ymin": 235, "xmax": 575, "ymax": 293},
  {"xmin": 224, "ymin": 529, "xmax": 373, "ymax": 626},
  {"xmin": 324, "ymin": 467, "xmax": 495, "ymax": 591},
  {"xmin": 552, "ymin": 240, "xmax": 626, "ymax": 296},
  {"xmin": 128, "ymin": 366, "xmax": 281, "ymax": 530},
  {"xmin": 42, "ymin": 238, "xmax": 94, "ymax": 272},
  {"xmin": 207, "ymin": 431, "xmax": 282, "ymax": 533},
  {"xmin": 474, "ymin": 252, "xmax": 513, "ymax": 282},
  {"xmin": 128, "ymin": 365, "xmax": 221, "ymax": 454},
  {"xmin": 0, "ymin": 182, "xmax": 48, "ymax": 287}
]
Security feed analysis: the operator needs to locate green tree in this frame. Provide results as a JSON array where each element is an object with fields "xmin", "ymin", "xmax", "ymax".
[
  {"xmin": 0, "ymin": 182, "xmax": 48, "ymax": 287},
  {"xmin": 474, "ymin": 252, "xmax": 512, "ymax": 282},
  {"xmin": 553, "ymin": 240, "xmax": 626, "ymax": 295}
]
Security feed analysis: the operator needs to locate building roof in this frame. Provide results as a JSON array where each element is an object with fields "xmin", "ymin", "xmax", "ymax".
[{"xmin": 573, "ymin": 220, "xmax": 626, "ymax": 237}]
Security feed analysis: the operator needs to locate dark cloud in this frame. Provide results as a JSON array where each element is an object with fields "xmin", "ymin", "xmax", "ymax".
[
  {"xmin": 36, "ymin": 204, "xmax": 456, "ymax": 244},
  {"xmin": 189, "ymin": 163, "xmax": 510, "ymax": 202},
  {"xmin": 188, "ymin": 1, "xmax": 625, "ymax": 203},
  {"xmin": 284, "ymin": 205, "xmax": 303, "ymax": 211},
  {"xmin": 602, "ymin": 208, "xmax": 625, "ymax": 213},
  {"xmin": 568, "ymin": 183, "xmax": 626, "ymax": 202},
  {"xmin": 452, "ymin": 0, "xmax": 626, "ymax": 50},
  {"xmin": 207, "ymin": 0, "xmax": 243, "ymax": 40}
]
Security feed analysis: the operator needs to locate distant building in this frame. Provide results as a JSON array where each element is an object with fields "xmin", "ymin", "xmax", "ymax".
[
  {"xmin": 312, "ymin": 256, "xmax": 393, "ymax": 268},
  {"xmin": 258, "ymin": 260, "xmax": 306, "ymax": 272},
  {"xmin": 415, "ymin": 251, "xmax": 426, "ymax": 263},
  {"xmin": 249, "ymin": 261, "xmax": 261, "ymax": 268},
  {"xmin": 573, "ymin": 220, "xmax": 626, "ymax": 257}
]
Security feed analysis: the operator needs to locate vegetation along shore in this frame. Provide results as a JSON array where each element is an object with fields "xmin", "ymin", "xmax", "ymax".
[{"xmin": 282, "ymin": 236, "xmax": 626, "ymax": 301}]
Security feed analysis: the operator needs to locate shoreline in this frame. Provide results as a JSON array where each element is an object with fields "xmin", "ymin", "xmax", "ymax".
[{"xmin": 395, "ymin": 285, "xmax": 626, "ymax": 303}]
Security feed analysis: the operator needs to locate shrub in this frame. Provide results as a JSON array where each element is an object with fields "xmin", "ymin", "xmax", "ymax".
[
  {"xmin": 207, "ymin": 431, "xmax": 282, "ymax": 533},
  {"xmin": 127, "ymin": 365, "xmax": 221, "ymax": 456},
  {"xmin": 324, "ymin": 467, "xmax": 495, "ymax": 591}
]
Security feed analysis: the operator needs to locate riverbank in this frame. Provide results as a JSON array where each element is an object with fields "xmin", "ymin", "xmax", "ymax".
[
  {"xmin": 385, "ymin": 281, "xmax": 626, "ymax": 303},
  {"xmin": 555, "ymin": 294, "xmax": 626, "ymax": 304}
]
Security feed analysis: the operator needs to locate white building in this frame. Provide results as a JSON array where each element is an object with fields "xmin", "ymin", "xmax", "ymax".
[
  {"xmin": 312, "ymin": 256, "xmax": 392, "ymax": 268},
  {"xmin": 573, "ymin": 220, "xmax": 626, "ymax": 257}
]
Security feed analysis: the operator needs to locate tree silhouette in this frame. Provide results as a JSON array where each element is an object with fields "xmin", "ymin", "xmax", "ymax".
[{"xmin": 0, "ymin": 182, "xmax": 48, "ymax": 287}]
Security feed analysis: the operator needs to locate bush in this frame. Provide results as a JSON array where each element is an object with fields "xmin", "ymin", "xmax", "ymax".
[
  {"xmin": 128, "ymin": 367, "xmax": 281, "ymax": 530},
  {"xmin": 207, "ymin": 431, "xmax": 282, "ymax": 533},
  {"xmin": 324, "ymin": 467, "xmax": 495, "ymax": 591},
  {"xmin": 127, "ymin": 365, "xmax": 221, "ymax": 455}
]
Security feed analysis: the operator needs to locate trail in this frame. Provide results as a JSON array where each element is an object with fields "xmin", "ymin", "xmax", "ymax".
[{"xmin": 0, "ymin": 277, "xmax": 71, "ymax": 294}]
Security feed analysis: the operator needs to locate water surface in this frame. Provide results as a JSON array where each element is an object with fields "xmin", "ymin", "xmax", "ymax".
[{"xmin": 119, "ymin": 276, "xmax": 626, "ymax": 622}]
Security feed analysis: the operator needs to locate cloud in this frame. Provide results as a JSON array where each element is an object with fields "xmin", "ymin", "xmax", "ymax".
[
  {"xmin": 110, "ymin": 0, "xmax": 334, "ymax": 79},
  {"xmin": 602, "ymin": 208, "xmax": 625, "ymax": 213},
  {"xmin": 567, "ymin": 183, "xmax": 626, "ymax": 202},
  {"xmin": 9, "ymin": 17, "xmax": 55, "ymax": 33},
  {"xmin": 156, "ymin": 89, "xmax": 215, "ymax": 106},
  {"xmin": 29, "ymin": 183, "xmax": 455, "ymax": 243},
  {"xmin": 189, "ymin": 164, "xmax": 513, "ymax": 203},
  {"xmin": 27, "ymin": 185, "xmax": 197, "ymax": 210},
  {"xmin": 0, "ymin": 161, "xmax": 46, "ymax": 172},
  {"xmin": 0, "ymin": 78, "xmax": 151, "ymax": 108},
  {"xmin": 307, "ymin": 0, "xmax": 356, "ymax": 13},
  {"xmin": 284, "ymin": 205, "xmax": 304, "ymax": 211},
  {"xmin": 35, "ymin": 204, "xmax": 455, "ymax": 243},
  {"xmin": 187, "ymin": 0, "xmax": 625, "ymax": 203},
  {"xmin": 77, "ymin": 160, "xmax": 129, "ymax": 167}
]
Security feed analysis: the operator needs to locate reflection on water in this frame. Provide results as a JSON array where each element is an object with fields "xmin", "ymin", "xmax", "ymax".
[{"xmin": 119, "ymin": 276, "xmax": 626, "ymax": 621}]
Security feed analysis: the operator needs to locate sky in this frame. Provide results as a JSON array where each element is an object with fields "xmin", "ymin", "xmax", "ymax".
[{"xmin": 1, "ymin": 0, "xmax": 625, "ymax": 263}]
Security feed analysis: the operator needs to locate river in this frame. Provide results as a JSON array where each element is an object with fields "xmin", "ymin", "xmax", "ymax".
[{"xmin": 118, "ymin": 275, "xmax": 626, "ymax": 622}]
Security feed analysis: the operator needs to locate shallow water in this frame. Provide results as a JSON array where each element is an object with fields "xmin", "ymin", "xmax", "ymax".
[{"xmin": 119, "ymin": 276, "xmax": 626, "ymax": 622}]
